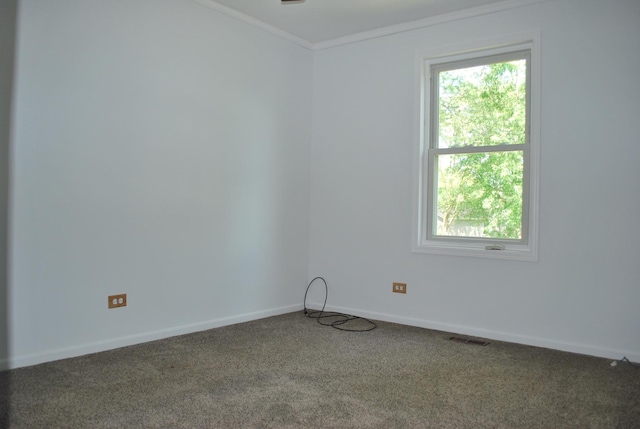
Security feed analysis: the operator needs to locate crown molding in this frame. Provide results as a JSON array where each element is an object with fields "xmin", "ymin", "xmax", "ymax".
[
  {"xmin": 191, "ymin": 0, "xmax": 314, "ymax": 50},
  {"xmin": 191, "ymin": 0, "xmax": 551, "ymax": 51},
  {"xmin": 313, "ymin": 0, "xmax": 552, "ymax": 50}
]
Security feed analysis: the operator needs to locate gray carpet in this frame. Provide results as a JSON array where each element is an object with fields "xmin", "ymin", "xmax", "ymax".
[{"xmin": 1, "ymin": 312, "xmax": 639, "ymax": 428}]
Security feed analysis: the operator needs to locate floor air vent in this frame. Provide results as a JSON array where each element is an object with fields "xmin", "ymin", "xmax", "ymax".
[{"xmin": 449, "ymin": 336, "xmax": 490, "ymax": 346}]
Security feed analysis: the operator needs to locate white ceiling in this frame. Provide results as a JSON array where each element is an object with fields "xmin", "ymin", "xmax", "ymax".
[{"xmin": 194, "ymin": 0, "xmax": 533, "ymax": 47}]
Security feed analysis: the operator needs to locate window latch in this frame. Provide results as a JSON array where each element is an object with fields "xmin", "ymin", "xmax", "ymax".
[{"xmin": 485, "ymin": 244, "xmax": 505, "ymax": 251}]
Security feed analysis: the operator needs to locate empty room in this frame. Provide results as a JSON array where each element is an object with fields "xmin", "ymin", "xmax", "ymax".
[{"xmin": 1, "ymin": 0, "xmax": 639, "ymax": 427}]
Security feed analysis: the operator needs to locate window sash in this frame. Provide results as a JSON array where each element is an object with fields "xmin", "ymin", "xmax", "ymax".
[
  {"xmin": 426, "ymin": 147, "xmax": 529, "ymax": 244},
  {"xmin": 425, "ymin": 51, "xmax": 531, "ymax": 245},
  {"xmin": 430, "ymin": 50, "xmax": 531, "ymax": 151}
]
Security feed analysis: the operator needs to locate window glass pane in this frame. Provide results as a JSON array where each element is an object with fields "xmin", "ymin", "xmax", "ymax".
[
  {"xmin": 434, "ymin": 151, "xmax": 523, "ymax": 239},
  {"xmin": 437, "ymin": 59, "xmax": 526, "ymax": 149}
]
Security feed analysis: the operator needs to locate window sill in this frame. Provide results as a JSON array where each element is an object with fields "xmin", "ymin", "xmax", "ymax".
[{"xmin": 412, "ymin": 241, "xmax": 538, "ymax": 262}]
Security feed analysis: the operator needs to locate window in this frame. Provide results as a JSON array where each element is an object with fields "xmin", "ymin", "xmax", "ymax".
[{"xmin": 413, "ymin": 36, "xmax": 540, "ymax": 261}]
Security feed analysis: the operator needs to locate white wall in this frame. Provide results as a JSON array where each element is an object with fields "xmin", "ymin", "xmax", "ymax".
[
  {"xmin": 0, "ymin": 0, "xmax": 18, "ymax": 368},
  {"xmin": 309, "ymin": 0, "xmax": 640, "ymax": 361},
  {"xmin": 7, "ymin": 0, "xmax": 639, "ymax": 370},
  {"xmin": 8, "ymin": 0, "xmax": 312, "ymax": 368}
]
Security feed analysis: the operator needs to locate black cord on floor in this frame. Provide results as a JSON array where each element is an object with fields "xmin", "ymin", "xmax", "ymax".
[
  {"xmin": 620, "ymin": 357, "xmax": 640, "ymax": 368},
  {"xmin": 302, "ymin": 277, "xmax": 376, "ymax": 332}
]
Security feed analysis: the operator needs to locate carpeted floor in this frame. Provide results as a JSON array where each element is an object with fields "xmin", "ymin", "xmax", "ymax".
[{"xmin": 1, "ymin": 312, "xmax": 639, "ymax": 428}]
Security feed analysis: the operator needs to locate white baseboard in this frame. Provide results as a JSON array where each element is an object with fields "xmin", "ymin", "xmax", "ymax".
[
  {"xmin": 308, "ymin": 302, "xmax": 640, "ymax": 364},
  {"xmin": 2, "ymin": 303, "xmax": 302, "ymax": 370},
  {"xmin": 3, "ymin": 302, "xmax": 637, "ymax": 371}
]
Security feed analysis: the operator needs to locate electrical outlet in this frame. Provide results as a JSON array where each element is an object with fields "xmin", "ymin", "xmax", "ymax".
[
  {"xmin": 108, "ymin": 294, "xmax": 127, "ymax": 309},
  {"xmin": 392, "ymin": 282, "xmax": 407, "ymax": 294}
]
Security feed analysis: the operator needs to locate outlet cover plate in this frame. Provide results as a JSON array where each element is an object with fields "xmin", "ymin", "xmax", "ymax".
[
  {"xmin": 108, "ymin": 294, "xmax": 127, "ymax": 309},
  {"xmin": 392, "ymin": 282, "xmax": 407, "ymax": 294}
]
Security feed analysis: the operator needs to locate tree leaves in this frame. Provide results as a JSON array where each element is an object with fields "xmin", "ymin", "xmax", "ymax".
[{"xmin": 435, "ymin": 60, "xmax": 526, "ymax": 239}]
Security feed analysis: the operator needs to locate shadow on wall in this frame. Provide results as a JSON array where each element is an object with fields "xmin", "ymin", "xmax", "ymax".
[{"xmin": 0, "ymin": 0, "xmax": 18, "ymax": 425}]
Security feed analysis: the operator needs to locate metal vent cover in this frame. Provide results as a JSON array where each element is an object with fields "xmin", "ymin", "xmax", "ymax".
[{"xmin": 449, "ymin": 336, "xmax": 490, "ymax": 346}]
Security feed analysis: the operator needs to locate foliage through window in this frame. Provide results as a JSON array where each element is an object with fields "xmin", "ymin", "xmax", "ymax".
[{"xmin": 428, "ymin": 51, "xmax": 530, "ymax": 244}]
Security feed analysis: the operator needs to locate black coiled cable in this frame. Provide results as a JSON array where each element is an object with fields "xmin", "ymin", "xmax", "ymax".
[{"xmin": 302, "ymin": 277, "xmax": 376, "ymax": 332}]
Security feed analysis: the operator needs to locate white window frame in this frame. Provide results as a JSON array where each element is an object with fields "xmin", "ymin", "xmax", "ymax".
[{"xmin": 412, "ymin": 33, "xmax": 541, "ymax": 261}]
